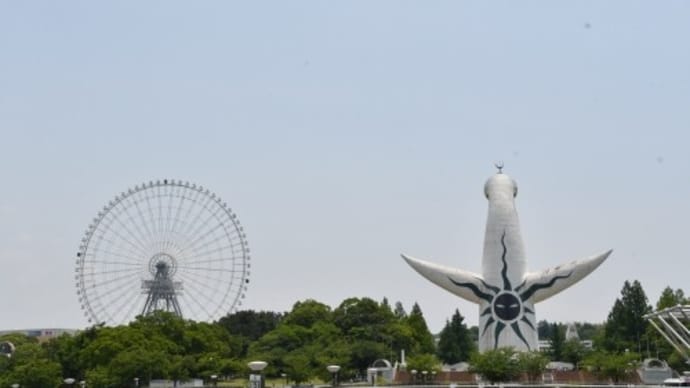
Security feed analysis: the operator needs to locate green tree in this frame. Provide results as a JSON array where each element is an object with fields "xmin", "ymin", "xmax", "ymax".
[
  {"xmin": 470, "ymin": 348, "xmax": 521, "ymax": 384},
  {"xmin": 406, "ymin": 353, "xmax": 441, "ymax": 380},
  {"xmin": 549, "ymin": 323, "xmax": 565, "ymax": 361},
  {"xmin": 562, "ymin": 339, "xmax": 589, "ymax": 368},
  {"xmin": 656, "ymin": 286, "xmax": 686, "ymax": 310},
  {"xmin": 437, "ymin": 309, "xmax": 474, "ymax": 364},
  {"xmin": 602, "ymin": 280, "xmax": 652, "ymax": 352},
  {"xmin": 517, "ymin": 351, "xmax": 549, "ymax": 383},
  {"xmin": 283, "ymin": 300, "xmax": 333, "ymax": 327},
  {"xmin": 217, "ymin": 310, "xmax": 282, "ymax": 357},
  {"xmin": 394, "ymin": 302, "xmax": 407, "ymax": 319},
  {"xmin": 406, "ymin": 303, "xmax": 435, "ymax": 354},
  {"xmin": 537, "ymin": 320, "xmax": 553, "ymax": 339},
  {"xmin": 583, "ymin": 350, "xmax": 639, "ymax": 383}
]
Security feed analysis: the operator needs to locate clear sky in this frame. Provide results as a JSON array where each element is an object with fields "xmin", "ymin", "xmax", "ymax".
[{"xmin": 1, "ymin": 1, "xmax": 689, "ymax": 334}]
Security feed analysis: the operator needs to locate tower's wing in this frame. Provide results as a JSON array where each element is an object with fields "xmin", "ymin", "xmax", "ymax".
[
  {"xmin": 518, "ymin": 249, "xmax": 612, "ymax": 303},
  {"xmin": 401, "ymin": 254, "xmax": 486, "ymax": 304}
]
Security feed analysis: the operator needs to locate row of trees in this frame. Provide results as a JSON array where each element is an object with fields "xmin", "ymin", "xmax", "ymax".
[
  {"xmin": 0, "ymin": 281, "xmax": 687, "ymax": 387},
  {"xmin": 0, "ymin": 297, "xmax": 442, "ymax": 388}
]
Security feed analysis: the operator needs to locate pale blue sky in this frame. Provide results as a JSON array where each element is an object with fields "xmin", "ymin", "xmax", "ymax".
[{"xmin": 1, "ymin": 1, "xmax": 689, "ymax": 333}]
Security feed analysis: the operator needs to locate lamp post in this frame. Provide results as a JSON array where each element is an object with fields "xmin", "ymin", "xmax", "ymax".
[
  {"xmin": 79, "ymin": 381, "xmax": 86, "ymax": 388},
  {"xmin": 133, "ymin": 377, "xmax": 139, "ymax": 387},
  {"xmin": 210, "ymin": 375, "xmax": 218, "ymax": 387},
  {"xmin": 422, "ymin": 371, "xmax": 428, "ymax": 383},
  {"xmin": 431, "ymin": 371, "xmax": 436, "ymax": 384},
  {"xmin": 326, "ymin": 365, "xmax": 341, "ymax": 387},
  {"xmin": 281, "ymin": 373, "xmax": 288, "ymax": 387},
  {"xmin": 64, "ymin": 378, "xmax": 76, "ymax": 387},
  {"xmin": 248, "ymin": 361, "xmax": 268, "ymax": 388},
  {"xmin": 11, "ymin": 384, "xmax": 19, "ymax": 388},
  {"xmin": 411, "ymin": 370, "xmax": 417, "ymax": 385}
]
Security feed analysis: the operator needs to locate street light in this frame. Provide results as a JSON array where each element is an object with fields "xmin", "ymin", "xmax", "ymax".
[
  {"xmin": 248, "ymin": 361, "xmax": 268, "ymax": 388},
  {"xmin": 431, "ymin": 371, "xmax": 437, "ymax": 384},
  {"xmin": 10, "ymin": 384, "xmax": 19, "ymax": 388},
  {"xmin": 133, "ymin": 377, "xmax": 139, "ymax": 387},
  {"xmin": 411, "ymin": 370, "xmax": 417, "ymax": 385},
  {"xmin": 64, "ymin": 378, "xmax": 76, "ymax": 387},
  {"xmin": 326, "ymin": 365, "xmax": 341, "ymax": 387},
  {"xmin": 210, "ymin": 375, "xmax": 218, "ymax": 387},
  {"xmin": 281, "ymin": 373, "xmax": 288, "ymax": 387},
  {"xmin": 79, "ymin": 381, "xmax": 86, "ymax": 388},
  {"xmin": 422, "ymin": 371, "xmax": 428, "ymax": 383}
]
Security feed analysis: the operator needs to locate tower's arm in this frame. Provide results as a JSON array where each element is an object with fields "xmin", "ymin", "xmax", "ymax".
[
  {"xmin": 401, "ymin": 254, "xmax": 486, "ymax": 304},
  {"xmin": 517, "ymin": 249, "xmax": 612, "ymax": 303}
]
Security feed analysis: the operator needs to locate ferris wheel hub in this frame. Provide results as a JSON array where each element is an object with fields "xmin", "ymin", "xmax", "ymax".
[{"xmin": 149, "ymin": 253, "xmax": 177, "ymax": 277}]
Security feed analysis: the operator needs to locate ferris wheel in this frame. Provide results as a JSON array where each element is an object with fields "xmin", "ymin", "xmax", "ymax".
[{"xmin": 75, "ymin": 179, "xmax": 251, "ymax": 326}]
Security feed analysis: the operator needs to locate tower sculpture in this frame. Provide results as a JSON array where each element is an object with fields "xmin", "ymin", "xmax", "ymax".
[{"xmin": 402, "ymin": 166, "xmax": 611, "ymax": 351}]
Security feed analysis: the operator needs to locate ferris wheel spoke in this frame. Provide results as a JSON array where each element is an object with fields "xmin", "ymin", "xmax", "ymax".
[
  {"xmin": 121, "ymin": 195, "xmax": 159, "ymax": 253},
  {"xmin": 175, "ymin": 191, "xmax": 218, "ymax": 249},
  {"xmin": 92, "ymin": 287, "xmax": 141, "ymax": 324},
  {"xmin": 86, "ymin": 247, "xmax": 144, "ymax": 264},
  {"xmin": 161, "ymin": 185, "xmax": 177, "ymax": 252},
  {"xmin": 129, "ymin": 191, "xmax": 157, "ymax": 246},
  {"xmin": 177, "ymin": 273, "xmax": 222, "ymax": 313},
  {"xmin": 101, "ymin": 202, "xmax": 154, "ymax": 256},
  {"xmin": 176, "ymin": 236, "xmax": 228, "ymax": 263},
  {"xmin": 164, "ymin": 188, "xmax": 190, "ymax": 251},
  {"xmin": 87, "ymin": 281, "xmax": 140, "ymax": 317},
  {"xmin": 172, "ymin": 188, "xmax": 203, "ymax": 245},
  {"xmin": 180, "ymin": 218, "xmax": 230, "ymax": 258},
  {"xmin": 89, "ymin": 241, "xmax": 144, "ymax": 266},
  {"xmin": 177, "ymin": 265, "xmax": 243, "ymax": 273},
  {"xmin": 180, "ymin": 290, "xmax": 213, "ymax": 320},
  {"xmin": 156, "ymin": 184, "xmax": 166, "ymax": 252},
  {"xmin": 87, "ymin": 266, "xmax": 143, "ymax": 277},
  {"xmin": 177, "ymin": 256, "xmax": 242, "ymax": 266},
  {"xmin": 95, "ymin": 223, "xmax": 151, "ymax": 260},
  {"xmin": 142, "ymin": 189, "xmax": 162, "ymax": 251},
  {"xmin": 85, "ymin": 259, "xmax": 142, "ymax": 267},
  {"xmin": 108, "ymin": 286, "xmax": 145, "ymax": 323},
  {"xmin": 180, "ymin": 243, "xmax": 244, "ymax": 262},
  {"xmin": 87, "ymin": 268, "xmax": 142, "ymax": 289}
]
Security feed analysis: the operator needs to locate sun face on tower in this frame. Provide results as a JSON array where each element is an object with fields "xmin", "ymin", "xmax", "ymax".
[{"xmin": 448, "ymin": 231, "xmax": 573, "ymax": 350}]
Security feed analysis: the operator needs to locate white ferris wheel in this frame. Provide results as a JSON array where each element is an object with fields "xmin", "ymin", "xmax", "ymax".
[{"xmin": 75, "ymin": 179, "xmax": 251, "ymax": 326}]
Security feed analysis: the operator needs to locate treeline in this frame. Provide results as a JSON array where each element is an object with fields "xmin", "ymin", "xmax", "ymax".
[
  {"xmin": 0, "ymin": 297, "xmax": 453, "ymax": 388},
  {"xmin": 0, "ymin": 281, "xmax": 688, "ymax": 387}
]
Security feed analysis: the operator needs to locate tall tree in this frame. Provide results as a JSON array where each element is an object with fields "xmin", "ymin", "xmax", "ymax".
[
  {"xmin": 656, "ymin": 286, "xmax": 686, "ymax": 310},
  {"xmin": 603, "ymin": 280, "xmax": 652, "ymax": 352},
  {"xmin": 549, "ymin": 323, "xmax": 565, "ymax": 361},
  {"xmin": 394, "ymin": 302, "xmax": 407, "ymax": 319},
  {"xmin": 537, "ymin": 320, "xmax": 553, "ymax": 340},
  {"xmin": 407, "ymin": 303, "xmax": 436, "ymax": 354},
  {"xmin": 437, "ymin": 309, "xmax": 474, "ymax": 364}
]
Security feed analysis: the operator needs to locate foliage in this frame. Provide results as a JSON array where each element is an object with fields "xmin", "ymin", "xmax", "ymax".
[
  {"xmin": 217, "ymin": 310, "xmax": 283, "ymax": 357},
  {"xmin": 437, "ymin": 309, "xmax": 474, "ymax": 364},
  {"xmin": 562, "ymin": 339, "xmax": 590, "ymax": 367},
  {"xmin": 583, "ymin": 350, "xmax": 640, "ymax": 383},
  {"xmin": 656, "ymin": 286, "xmax": 686, "ymax": 310},
  {"xmin": 0, "ymin": 298, "xmax": 444, "ymax": 385},
  {"xmin": 549, "ymin": 323, "xmax": 565, "ymax": 361},
  {"xmin": 517, "ymin": 351, "xmax": 549, "ymax": 383},
  {"xmin": 602, "ymin": 280, "xmax": 652, "ymax": 352},
  {"xmin": 470, "ymin": 347, "xmax": 520, "ymax": 384},
  {"xmin": 406, "ymin": 353, "xmax": 440, "ymax": 374},
  {"xmin": 0, "ymin": 335, "xmax": 62, "ymax": 388},
  {"xmin": 406, "ymin": 303, "xmax": 436, "ymax": 354}
]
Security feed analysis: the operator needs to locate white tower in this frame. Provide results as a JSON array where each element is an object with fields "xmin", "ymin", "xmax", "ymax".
[{"xmin": 402, "ymin": 166, "xmax": 611, "ymax": 352}]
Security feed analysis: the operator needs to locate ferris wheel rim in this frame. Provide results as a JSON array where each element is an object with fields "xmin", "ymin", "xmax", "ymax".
[{"xmin": 75, "ymin": 179, "xmax": 251, "ymax": 326}]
